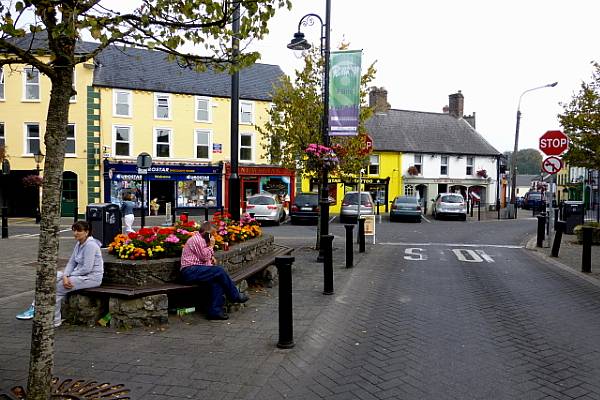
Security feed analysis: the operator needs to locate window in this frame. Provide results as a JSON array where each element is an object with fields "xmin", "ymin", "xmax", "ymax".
[
  {"xmin": 0, "ymin": 68, "xmax": 4, "ymax": 100},
  {"xmin": 113, "ymin": 126, "xmax": 131, "ymax": 156},
  {"xmin": 195, "ymin": 97, "xmax": 211, "ymax": 122},
  {"xmin": 368, "ymin": 154, "xmax": 380, "ymax": 175},
  {"xmin": 65, "ymin": 124, "xmax": 76, "ymax": 154},
  {"xmin": 155, "ymin": 93, "xmax": 171, "ymax": 119},
  {"xmin": 0, "ymin": 122, "xmax": 4, "ymax": 146},
  {"xmin": 414, "ymin": 154, "xmax": 422, "ymax": 174},
  {"xmin": 24, "ymin": 67, "xmax": 40, "ymax": 100},
  {"xmin": 440, "ymin": 155, "xmax": 448, "ymax": 175},
  {"xmin": 155, "ymin": 128, "xmax": 171, "ymax": 158},
  {"xmin": 240, "ymin": 133, "xmax": 253, "ymax": 161},
  {"xmin": 70, "ymin": 70, "xmax": 76, "ymax": 103},
  {"xmin": 240, "ymin": 101, "xmax": 254, "ymax": 124},
  {"xmin": 25, "ymin": 123, "xmax": 40, "ymax": 154},
  {"xmin": 466, "ymin": 156, "xmax": 474, "ymax": 175},
  {"xmin": 195, "ymin": 129, "xmax": 211, "ymax": 160},
  {"xmin": 113, "ymin": 90, "xmax": 132, "ymax": 117},
  {"xmin": 404, "ymin": 185, "xmax": 415, "ymax": 197}
]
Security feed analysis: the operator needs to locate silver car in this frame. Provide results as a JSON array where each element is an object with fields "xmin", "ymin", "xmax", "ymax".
[
  {"xmin": 339, "ymin": 191, "xmax": 375, "ymax": 223},
  {"xmin": 246, "ymin": 193, "xmax": 286, "ymax": 225},
  {"xmin": 432, "ymin": 193, "xmax": 467, "ymax": 221}
]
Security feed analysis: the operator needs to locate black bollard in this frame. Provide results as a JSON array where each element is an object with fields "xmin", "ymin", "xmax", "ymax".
[
  {"xmin": 344, "ymin": 224, "xmax": 354, "ymax": 268},
  {"xmin": 204, "ymin": 207, "xmax": 209, "ymax": 222},
  {"xmin": 470, "ymin": 200, "xmax": 474, "ymax": 217},
  {"xmin": 323, "ymin": 234, "xmax": 334, "ymax": 295},
  {"xmin": 275, "ymin": 255, "xmax": 295, "ymax": 349},
  {"xmin": 536, "ymin": 213, "xmax": 546, "ymax": 248},
  {"xmin": 553, "ymin": 208, "xmax": 559, "ymax": 230},
  {"xmin": 582, "ymin": 226, "xmax": 593, "ymax": 273},
  {"xmin": 358, "ymin": 218, "xmax": 365, "ymax": 253},
  {"xmin": 478, "ymin": 201, "xmax": 481, "ymax": 221},
  {"xmin": 1, "ymin": 206, "xmax": 8, "ymax": 239},
  {"xmin": 551, "ymin": 221, "xmax": 565, "ymax": 257},
  {"xmin": 73, "ymin": 205, "xmax": 78, "ymax": 223}
]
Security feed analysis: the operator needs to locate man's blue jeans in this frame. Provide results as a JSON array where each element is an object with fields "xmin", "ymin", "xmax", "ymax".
[{"xmin": 180, "ymin": 265, "xmax": 241, "ymax": 317}]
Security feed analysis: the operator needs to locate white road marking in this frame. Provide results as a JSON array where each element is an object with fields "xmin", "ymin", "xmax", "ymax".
[
  {"xmin": 380, "ymin": 242, "xmax": 523, "ymax": 249},
  {"xmin": 404, "ymin": 248, "xmax": 427, "ymax": 261},
  {"xmin": 422, "ymin": 216, "xmax": 431, "ymax": 223},
  {"xmin": 452, "ymin": 249, "xmax": 485, "ymax": 263},
  {"xmin": 476, "ymin": 249, "xmax": 495, "ymax": 263}
]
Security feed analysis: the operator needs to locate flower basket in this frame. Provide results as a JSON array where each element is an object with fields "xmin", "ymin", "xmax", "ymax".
[
  {"xmin": 407, "ymin": 166, "xmax": 419, "ymax": 176},
  {"xmin": 476, "ymin": 169, "xmax": 488, "ymax": 178},
  {"xmin": 22, "ymin": 174, "xmax": 43, "ymax": 187},
  {"xmin": 305, "ymin": 144, "xmax": 339, "ymax": 171}
]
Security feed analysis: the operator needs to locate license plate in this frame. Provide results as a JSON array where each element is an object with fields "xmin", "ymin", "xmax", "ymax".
[{"xmin": 301, "ymin": 207, "xmax": 313, "ymax": 211}]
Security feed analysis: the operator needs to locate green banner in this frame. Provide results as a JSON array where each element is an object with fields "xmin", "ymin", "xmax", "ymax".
[{"xmin": 329, "ymin": 50, "xmax": 362, "ymax": 136}]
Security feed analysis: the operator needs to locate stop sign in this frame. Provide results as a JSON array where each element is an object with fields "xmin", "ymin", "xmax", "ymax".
[{"xmin": 539, "ymin": 130, "xmax": 568, "ymax": 156}]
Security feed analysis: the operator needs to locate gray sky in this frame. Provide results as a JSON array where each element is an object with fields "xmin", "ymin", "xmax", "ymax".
[{"xmin": 250, "ymin": 0, "xmax": 599, "ymax": 154}]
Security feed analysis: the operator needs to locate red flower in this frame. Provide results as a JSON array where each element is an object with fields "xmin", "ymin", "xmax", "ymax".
[
  {"xmin": 128, "ymin": 232, "xmax": 138, "ymax": 239},
  {"xmin": 158, "ymin": 227, "xmax": 174, "ymax": 235},
  {"xmin": 138, "ymin": 228, "xmax": 155, "ymax": 236}
]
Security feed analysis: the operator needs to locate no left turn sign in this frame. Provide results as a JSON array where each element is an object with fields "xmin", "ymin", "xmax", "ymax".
[{"xmin": 542, "ymin": 156, "xmax": 563, "ymax": 175}]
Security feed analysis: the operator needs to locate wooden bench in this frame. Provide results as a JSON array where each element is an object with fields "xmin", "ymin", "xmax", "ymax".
[{"xmin": 65, "ymin": 243, "xmax": 293, "ymax": 328}]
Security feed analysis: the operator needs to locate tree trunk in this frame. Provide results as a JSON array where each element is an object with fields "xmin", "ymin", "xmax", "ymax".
[
  {"xmin": 27, "ymin": 67, "xmax": 73, "ymax": 400},
  {"xmin": 315, "ymin": 181, "xmax": 321, "ymax": 250}
]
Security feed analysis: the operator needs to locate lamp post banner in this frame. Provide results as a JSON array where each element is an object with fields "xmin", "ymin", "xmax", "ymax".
[{"xmin": 329, "ymin": 50, "xmax": 362, "ymax": 136}]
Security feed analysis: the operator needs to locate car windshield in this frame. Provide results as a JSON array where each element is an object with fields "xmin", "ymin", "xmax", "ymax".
[
  {"xmin": 441, "ymin": 195, "xmax": 463, "ymax": 203},
  {"xmin": 344, "ymin": 193, "xmax": 371, "ymax": 205},
  {"xmin": 248, "ymin": 196, "xmax": 275, "ymax": 205},
  {"xmin": 396, "ymin": 197, "xmax": 418, "ymax": 204},
  {"xmin": 295, "ymin": 194, "xmax": 318, "ymax": 205},
  {"xmin": 528, "ymin": 193, "xmax": 542, "ymax": 200}
]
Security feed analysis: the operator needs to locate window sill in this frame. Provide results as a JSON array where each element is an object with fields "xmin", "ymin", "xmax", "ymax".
[{"xmin": 21, "ymin": 99, "xmax": 41, "ymax": 103}]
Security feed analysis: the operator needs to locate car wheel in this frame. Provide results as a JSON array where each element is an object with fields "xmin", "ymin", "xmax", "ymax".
[
  {"xmin": 461, "ymin": 214, "xmax": 467, "ymax": 221},
  {"xmin": 416, "ymin": 217, "xmax": 422, "ymax": 223},
  {"xmin": 290, "ymin": 217, "xmax": 298, "ymax": 225}
]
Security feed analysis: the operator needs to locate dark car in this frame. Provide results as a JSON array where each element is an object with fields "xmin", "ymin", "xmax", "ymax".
[
  {"xmin": 390, "ymin": 196, "xmax": 422, "ymax": 222},
  {"xmin": 290, "ymin": 192, "xmax": 319, "ymax": 225},
  {"xmin": 522, "ymin": 191, "xmax": 544, "ymax": 210}
]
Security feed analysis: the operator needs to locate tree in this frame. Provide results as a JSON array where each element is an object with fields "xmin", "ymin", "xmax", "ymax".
[
  {"xmin": 558, "ymin": 61, "xmax": 600, "ymax": 170},
  {"xmin": 503, "ymin": 148, "xmax": 543, "ymax": 175},
  {"xmin": 0, "ymin": 1, "xmax": 289, "ymax": 397}
]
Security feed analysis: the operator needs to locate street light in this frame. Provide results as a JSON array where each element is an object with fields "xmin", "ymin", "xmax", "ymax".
[
  {"xmin": 509, "ymin": 81, "xmax": 557, "ymax": 218},
  {"xmin": 288, "ymin": 1, "xmax": 331, "ymax": 262},
  {"xmin": 33, "ymin": 149, "xmax": 44, "ymax": 224}
]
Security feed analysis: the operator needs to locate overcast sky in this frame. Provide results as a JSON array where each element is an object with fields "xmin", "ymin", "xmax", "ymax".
[{"xmin": 248, "ymin": 0, "xmax": 599, "ymax": 154}]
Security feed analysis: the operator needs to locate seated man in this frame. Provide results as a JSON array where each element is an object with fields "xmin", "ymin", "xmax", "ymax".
[{"xmin": 180, "ymin": 221, "xmax": 248, "ymax": 320}]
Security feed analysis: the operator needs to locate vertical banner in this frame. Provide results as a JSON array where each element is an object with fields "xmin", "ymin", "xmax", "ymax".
[{"xmin": 329, "ymin": 50, "xmax": 362, "ymax": 136}]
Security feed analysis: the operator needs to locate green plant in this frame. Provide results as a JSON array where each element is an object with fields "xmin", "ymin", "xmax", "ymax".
[{"xmin": 573, "ymin": 222, "xmax": 600, "ymax": 244}]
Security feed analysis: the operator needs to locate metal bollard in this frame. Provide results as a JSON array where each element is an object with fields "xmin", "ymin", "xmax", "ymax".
[
  {"xmin": 322, "ymin": 234, "xmax": 334, "ymax": 295},
  {"xmin": 204, "ymin": 207, "xmax": 209, "ymax": 222},
  {"xmin": 478, "ymin": 201, "xmax": 481, "ymax": 221},
  {"xmin": 582, "ymin": 226, "xmax": 593, "ymax": 273},
  {"xmin": 358, "ymin": 218, "xmax": 365, "ymax": 253},
  {"xmin": 1, "ymin": 206, "xmax": 8, "ymax": 239},
  {"xmin": 73, "ymin": 205, "xmax": 78, "ymax": 223},
  {"xmin": 344, "ymin": 224, "xmax": 354, "ymax": 268},
  {"xmin": 275, "ymin": 255, "xmax": 295, "ymax": 349},
  {"xmin": 551, "ymin": 221, "xmax": 565, "ymax": 257},
  {"xmin": 536, "ymin": 213, "xmax": 546, "ymax": 248},
  {"xmin": 554, "ymin": 208, "xmax": 559, "ymax": 230},
  {"xmin": 470, "ymin": 201, "xmax": 474, "ymax": 217}
]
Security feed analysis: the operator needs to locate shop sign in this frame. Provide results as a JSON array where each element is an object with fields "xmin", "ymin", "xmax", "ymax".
[
  {"xmin": 213, "ymin": 144, "xmax": 222, "ymax": 153},
  {"xmin": 363, "ymin": 215, "xmax": 376, "ymax": 244},
  {"xmin": 186, "ymin": 175, "xmax": 211, "ymax": 181},
  {"xmin": 115, "ymin": 174, "xmax": 142, "ymax": 180}
]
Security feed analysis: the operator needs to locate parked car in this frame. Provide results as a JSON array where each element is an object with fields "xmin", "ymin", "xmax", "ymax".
[
  {"xmin": 390, "ymin": 196, "xmax": 422, "ymax": 222},
  {"xmin": 522, "ymin": 191, "xmax": 544, "ymax": 210},
  {"xmin": 246, "ymin": 192, "xmax": 286, "ymax": 225},
  {"xmin": 432, "ymin": 193, "xmax": 467, "ymax": 221},
  {"xmin": 515, "ymin": 196, "xmax": 524, "ymax": 208},
  {"xmin": 339, "ymin": 191, "xmax": 374, "ymax": 223},
  {"xmin": 290, "ymin": 192, "xmax": 319, "ymax": 225}
]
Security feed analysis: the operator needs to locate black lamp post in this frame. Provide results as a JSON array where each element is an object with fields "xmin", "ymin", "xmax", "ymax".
[
  {"xmin": 33, "ymin": 149, "xmax": 44, "ymax": 224},
  {"xmin": 288, "ymin": 0, "xmax": 331, "ymax": 261},
  {"xmin": 509, "ymin": 81, "xmax": 557, "ymax": 219}
]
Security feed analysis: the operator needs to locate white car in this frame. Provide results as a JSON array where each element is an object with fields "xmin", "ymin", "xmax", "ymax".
[
  {"xmin": 432, "ymin": 193, "xmax": 467, "ymax": 221},
  {"xmin": 246, "ymin": 193, "xmax": 286, "ymax": 225}
]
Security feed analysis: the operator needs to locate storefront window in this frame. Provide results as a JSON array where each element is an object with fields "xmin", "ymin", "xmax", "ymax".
[
  {"xmin": 177, "ymin": 177, "xmax": 217, "ymax": 207},
  {"xmin": 111, "ymin": 177, "xmax": 143, "ymax": 206}
]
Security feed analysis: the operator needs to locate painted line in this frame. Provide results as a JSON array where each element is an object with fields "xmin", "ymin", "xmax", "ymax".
[
  {"xmin": 0, "ymin": 290, "xmax": 35, "ymax": 305},
  {"xmin": 422, "ymin": 216, "xmax": 431, "ymax": 223},
  {"xmin": 379, "ymin": 242, "xmax": 523, "ymax": 249}
]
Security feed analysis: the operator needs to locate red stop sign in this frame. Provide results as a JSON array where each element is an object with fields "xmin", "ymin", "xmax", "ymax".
[{"xmin": 539, "ymin": 130, "xmax": 568, "ymax": 156}]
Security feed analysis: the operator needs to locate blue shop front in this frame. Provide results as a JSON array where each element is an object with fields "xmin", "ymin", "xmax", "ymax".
[{"xmin": 103, "ymin": 161, "xmax": 223, "ymax": 215}]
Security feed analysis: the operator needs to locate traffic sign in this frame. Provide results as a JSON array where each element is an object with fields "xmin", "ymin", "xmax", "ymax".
[
  {"xmin": 539, "ymin": 130, "xmax": 568, "ymax": 156},
  {"xmin": 541, "ymin": 156, "xmax": 563, "ymax": 175},
  {"xmin": 364, "ymin": 134, "xmax": 373, "ymax": 152}
]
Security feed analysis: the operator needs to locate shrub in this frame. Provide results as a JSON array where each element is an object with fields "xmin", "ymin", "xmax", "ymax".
[{"xmin": 573, "ymin": 222, "xmax": 600, "ymax": 245}]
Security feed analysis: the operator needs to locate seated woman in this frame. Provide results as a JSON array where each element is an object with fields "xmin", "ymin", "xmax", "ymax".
[
  {"xmin": 16, "ymin": 221, "xmax": 104, "ymax": 327},
  {"xmin": 180, "ymin": 221, "xmax": 248, "ymax": 320}
]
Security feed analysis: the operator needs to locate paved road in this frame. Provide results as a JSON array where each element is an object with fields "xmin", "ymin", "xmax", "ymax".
[{"xmin": 2, "ymin": 216, "xmax": 600, "ymax": 399}]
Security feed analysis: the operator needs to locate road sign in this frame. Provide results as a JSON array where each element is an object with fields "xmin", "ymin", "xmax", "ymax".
[
  {"xmin": 137, "ymin": 167, "xmax": 148, "ymax": 175},
  {"xmin": 542, "ymin": 156, "xmax": 563, "ymax": 175},
  {"xmin": 539, "ymin": 130, "xmax": 569, "ymax": 156},
  {"xmin": 365, "ymin": 134, "xmax": 373, "ymax": 151},
  {"xmin": 136, "ymin": 152, "xmax": 152, "ymax": 169}
]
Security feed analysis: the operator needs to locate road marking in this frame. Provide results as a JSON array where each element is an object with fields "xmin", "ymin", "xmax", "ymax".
[
  {"xmin": 380, "ymin": 242, "xmax": 523, "ymax": 249},
  {"xmin": 404, "ymin": 248, "xmax": 427, "ymax": 261},
  {"xmin": 422, "ymin": 216, "xmax": 431, "ymax": 223},
  {"xmin": 451, "ymin": 249, "xmax": 495, "ymax": 263}
]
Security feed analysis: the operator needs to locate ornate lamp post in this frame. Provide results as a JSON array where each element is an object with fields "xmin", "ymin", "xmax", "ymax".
[
  {"xmin": 509, "ymin": 81, "xmax": 557, "ymax": 218},
  {"xmin": 288, "ymin": 0, "xmax": 331, "ymax": 261},
  {"xmin": 33, "ymin": 149, "xmax": 44, "ymax": 224}
]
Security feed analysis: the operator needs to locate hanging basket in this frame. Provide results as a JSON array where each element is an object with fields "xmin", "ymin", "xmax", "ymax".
[{"xmin": 22, "ymin": 174, "xmax": 43, "ymax": 187}]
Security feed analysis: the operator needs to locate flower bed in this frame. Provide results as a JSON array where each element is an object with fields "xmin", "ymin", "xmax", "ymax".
[{"xmin": 108, "ymin": 212, "xmax": 262, "ymax": 260}]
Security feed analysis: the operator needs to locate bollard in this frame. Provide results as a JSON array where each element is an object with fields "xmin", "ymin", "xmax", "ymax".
[
  {"xmin": 478, "ymin": 201, "xmax": 481, "ymax": 221},
  {"xmin": 551, "ymin": 221, "xmax": 565, "ymax": 257},
  {"xmin": 554, "ymin": 208, "xmax": 559, "ymax": 230},
  {"xmin": 358, "ymin": 218, "xmax": 365, "ymax": 253},
  {"xmin": 322, "ymin": 234, "xmax": 334, "ymax": 295},
  {"xmin": 1, "ymin": 206, "xmax": 8, "ymax": 239},
  {"xmin": 582, "ymin": 226, "xmax": 593, "ymax": 273},
  {"xmin": 470, "ymin": 201, "xmax": 474, "ymax": 217},
  {"xmin": 275, "ymin": 255, "xmax": 295, "ymax": 349},
  {"xmin": 204, "ymin": 207, "xmax": 209, "ymax": 222},
  {"xmin": 73, "ymin": 205, "xmax": 78, "ymax": 223},
  {"xmin": 536, "ymin": 213, "xmax": 546, "ymax": 248},
  {"xmin": 344, "ymin": 224, "xmax": 354, "ymax": 268}
]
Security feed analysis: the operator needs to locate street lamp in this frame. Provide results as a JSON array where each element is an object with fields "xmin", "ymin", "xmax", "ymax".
[
  {"xmin": 288, "ymin": 1, "xmax": 331, "ymax": 262},
  {"xmin": 33, "ymin": 149, "xmax": 44, "ymax": 223},
  {"xmin": 509, "ymin": 81, "xmax": 557, "ymax": 218}
]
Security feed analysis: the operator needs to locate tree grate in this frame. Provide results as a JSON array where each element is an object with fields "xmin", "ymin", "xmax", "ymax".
[{"xmin": 1, "ymin": 377, "xmax": 130, "ymax": 399}]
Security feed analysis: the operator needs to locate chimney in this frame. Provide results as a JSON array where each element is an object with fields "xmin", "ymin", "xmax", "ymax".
[
  {"xmin": 369, "ymin": 87, "xmax": 390, "ymax": 113},
  {"xmin": 464, "ymin": 112, "xmax": 476, "ymax": 129},
  {"xmin": 448, "ymin": 91, "xmax": 464, "ymax": 118},
  {"xmin": 442, "ymin": 105, "xmax": 449, "ymax": 114}
]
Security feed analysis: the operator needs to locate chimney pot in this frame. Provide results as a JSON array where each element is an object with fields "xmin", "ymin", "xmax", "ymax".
[
  {"xmin": 448, "ymin": 91, "xmax": 464, "ymax": 118},
  {"xmin": 369, "ymin": 86, "xmax": 391, "ymax": 113}
]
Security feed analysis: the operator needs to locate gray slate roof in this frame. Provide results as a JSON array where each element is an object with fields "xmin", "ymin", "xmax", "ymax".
[
  {"xmin": 516, "ymin": 174, "xmax": 539, "ymax": 186},
  {"xmin": 365, "ymin": 109, "xmax": 500, "ymax": 156},
  {"xmin": 94, "ymin": 46, "xmax": 284, "ymax": 101}
]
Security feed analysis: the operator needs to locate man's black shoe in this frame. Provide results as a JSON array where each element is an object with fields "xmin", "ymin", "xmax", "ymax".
[
  {"xmin": 207, "ymin": 313, "xmax": 229, "ymax": 320},
  {"xmin": 237, "ymin": 293, "xmax": 249, "ymax": 303}
]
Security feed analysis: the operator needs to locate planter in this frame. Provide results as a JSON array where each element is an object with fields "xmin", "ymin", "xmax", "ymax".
[{"xmin": 573, "ymin": 224, "xmax": 600, "ymax": 245}]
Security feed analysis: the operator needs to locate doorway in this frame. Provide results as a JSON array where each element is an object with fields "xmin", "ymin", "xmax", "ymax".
[
  {"xmin": 61, "ymin": 171, "xmax": 78, "ymax": 217},
  {"xmin": 150, "ymin": 180, "xmax": 174, "ymax": 214}
]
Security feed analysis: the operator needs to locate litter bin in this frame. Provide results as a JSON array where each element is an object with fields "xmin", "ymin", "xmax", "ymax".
[
  {"xmin": 562, "ymin": 200, "xmax": 584, "ymax": 235},
  {"xmin": 86, "ymin": 203, "xmax": 122, "ymax": 247}
]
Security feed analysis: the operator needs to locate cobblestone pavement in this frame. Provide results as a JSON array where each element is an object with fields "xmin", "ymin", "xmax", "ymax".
[{"xmin": 1, "ymin": 218, "xmax": 600, "ymax": 399}]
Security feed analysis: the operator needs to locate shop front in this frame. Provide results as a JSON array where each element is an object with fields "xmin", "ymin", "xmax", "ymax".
[
  {"xmin": 308, "ymin": 177, "xmax": 390, "ymax": 214},
  {"xmin": 103, "ymin": 161, "xmax": 223, "ymax": 216},
  {"xmin": 224, "ymin": 164, "xmax": 295, "ymax": 212}
]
